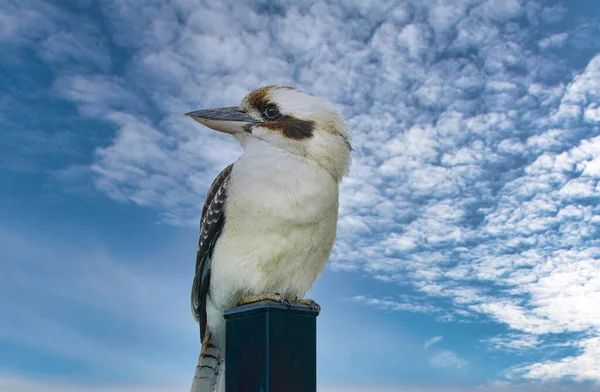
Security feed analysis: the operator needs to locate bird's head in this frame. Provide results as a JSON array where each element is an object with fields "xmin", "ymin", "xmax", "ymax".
[{"xmin": 186, "ymin": 85, "xmax": 352, "ymax": 182}]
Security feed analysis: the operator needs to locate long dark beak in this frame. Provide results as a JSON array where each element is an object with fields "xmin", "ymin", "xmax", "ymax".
[{"xmin": 185, "ymin": 106, "xmax": 259, "ymax": 134}]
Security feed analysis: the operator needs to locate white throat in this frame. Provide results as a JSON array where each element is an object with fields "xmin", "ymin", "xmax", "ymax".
[{"xmin": 234, "ymin": 132, "xmax": 351, "ymax": 183}]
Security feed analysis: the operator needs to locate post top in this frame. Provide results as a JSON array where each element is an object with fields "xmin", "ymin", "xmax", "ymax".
[{"xmin": 224, "ymin": 300, "xmax": 320, "ymax": 319}]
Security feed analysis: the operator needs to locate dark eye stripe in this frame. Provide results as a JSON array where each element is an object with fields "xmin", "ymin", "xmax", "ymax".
[{"xmin": 261, "ymin": 115, "xmax": 314, "ymax": 140}]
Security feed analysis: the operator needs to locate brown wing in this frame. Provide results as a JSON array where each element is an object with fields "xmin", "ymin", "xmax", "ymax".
[{"xmin": 191, "ymin": 164, "xmax": 233, "ymax": 341}]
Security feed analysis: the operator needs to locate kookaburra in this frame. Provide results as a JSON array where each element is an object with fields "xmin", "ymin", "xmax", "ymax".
[{"xmin": 185, "ymin": 85, "xmax": 352, "ymax": 391}]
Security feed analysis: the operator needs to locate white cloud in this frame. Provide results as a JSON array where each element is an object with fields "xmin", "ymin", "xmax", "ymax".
[
  {"xmin": 512, "ymin": 337, "xmax": 600, "ymax": 383},
  {"xmin": 484, "ymin": 334, "xmax": 541, "ymax": 352},
  {"xmin": 429, "ymin": 350, "xmax": 469, "ymax": 371},
  {"xmin": 350, "ymin": 295, "xmax": 440, "ymax": 315},
  {"xmin": 0, "ymin": 0, "xmax": 60, "ymax": 44},
  {"xmin": 39, "ymin": 29, "xmax": 112, "ymax": 72},
  {"xmin": 538, "ymin": 32, "xmax": 569, "ymax": 50},
  {"xmin": 424, "ymin": 336, "xmax": 443, "ymax": 350}
]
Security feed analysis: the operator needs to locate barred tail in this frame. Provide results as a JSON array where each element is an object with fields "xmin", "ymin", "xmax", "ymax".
[{"xmin": 190, "ymin": 333, "xmax": 224, "ymax": 392}]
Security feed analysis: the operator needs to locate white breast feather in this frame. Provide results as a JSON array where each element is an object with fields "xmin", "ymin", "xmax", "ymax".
[
  {"xmin": 205, "ymin": 139, "xmax": 339, "ymax": 348},
  {"xmin": 212, "ymin": 139, "xmax": 338, "ymax": 303}
]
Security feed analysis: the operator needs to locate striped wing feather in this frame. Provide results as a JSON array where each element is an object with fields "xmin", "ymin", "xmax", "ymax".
[{"xmin": 191, "ymin": 164, "xmax": 233, "ymax": 341}]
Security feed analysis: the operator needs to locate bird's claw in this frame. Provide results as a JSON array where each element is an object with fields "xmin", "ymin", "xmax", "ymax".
[
  {"xmin": 278, "ymin": 295, "xmax": 293, "ymax": 310},
  {"xmin": 294, "ymin": 298, "xmax": 321, "ymax": 313},
  {"xmin": 238, "ymin": 292, "xmax": 293, "ymax": 310},
  {"xmin": 238, "ymin": 293, "xmax": 320, "ymax": 312}
]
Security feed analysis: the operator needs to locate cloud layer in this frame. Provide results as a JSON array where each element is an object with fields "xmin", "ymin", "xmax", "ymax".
[{"xmin": 3, "ymin": 0, "xmax": 600, "ymax": 386}]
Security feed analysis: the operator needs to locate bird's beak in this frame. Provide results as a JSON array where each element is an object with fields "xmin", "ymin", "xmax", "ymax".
[{"xmin": 185, "ymin": 106, "xmax": 259, "ymax": 134}]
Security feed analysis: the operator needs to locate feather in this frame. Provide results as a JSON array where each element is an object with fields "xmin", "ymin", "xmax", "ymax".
[{"xmin": 191, "ymin": 164, "xmax": 233, "ymax": 341}]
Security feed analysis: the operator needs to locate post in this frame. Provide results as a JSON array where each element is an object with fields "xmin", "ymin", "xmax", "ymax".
[{"xmin": 224, "ymin": 300, "xmax": 320, "ymax": 392}]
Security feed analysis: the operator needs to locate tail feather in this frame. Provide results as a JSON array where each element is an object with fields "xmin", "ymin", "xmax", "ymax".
[{"xmin": 190, "ymin": 332, "xmax": 224, "ymax": 392}]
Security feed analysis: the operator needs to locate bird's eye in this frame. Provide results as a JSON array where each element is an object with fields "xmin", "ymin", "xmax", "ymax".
[{"xmin": 263, "ymin": 105, "xmax": 280, "ymax": 119}]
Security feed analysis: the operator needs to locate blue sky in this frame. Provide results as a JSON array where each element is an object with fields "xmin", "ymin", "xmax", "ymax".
[{"xmin": 1, "ymin": 0, "xmax": 600, "ymax": 391}]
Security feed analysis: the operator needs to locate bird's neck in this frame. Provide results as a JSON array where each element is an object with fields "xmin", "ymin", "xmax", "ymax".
[
  {"xmin": 235, "ymin": 136, "xmax": 349, "ymax": 183},
  {"xmin": 236, "ymin": 138, "xmax": 317, "ymax": 177},
  {"xmin": 230, "ymin": 140, "xmax": 339, "ymax": 225}
]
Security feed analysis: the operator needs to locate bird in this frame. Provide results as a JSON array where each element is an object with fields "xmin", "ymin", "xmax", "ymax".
[{"xmin": 185, "ymin": 85, "xmax": 352, "ymax": 391}]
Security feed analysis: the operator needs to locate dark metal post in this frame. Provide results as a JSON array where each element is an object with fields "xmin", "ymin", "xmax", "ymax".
[{"xmin": 224, "ymin": 300, "xmax": 320, "ymax": 392}]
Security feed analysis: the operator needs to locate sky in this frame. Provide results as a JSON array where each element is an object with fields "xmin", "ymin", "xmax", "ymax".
[{"xmin": 1, "ymin": 0, "xmax": 600, "ymax": 391}]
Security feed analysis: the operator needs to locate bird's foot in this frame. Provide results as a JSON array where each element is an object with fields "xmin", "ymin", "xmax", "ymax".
[
  {"xmin": 238, "ymin": 292, "xmax": 293, "ymax": 309},
  {"xmin": 292, "ymin": 297, "xmax": 321, "ymax": 313}
]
